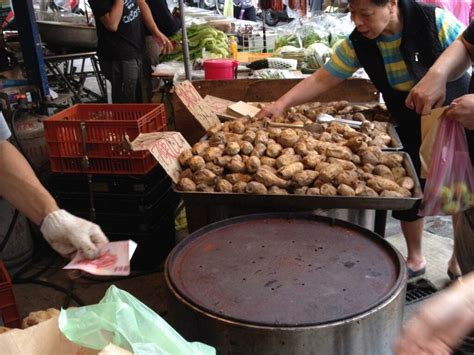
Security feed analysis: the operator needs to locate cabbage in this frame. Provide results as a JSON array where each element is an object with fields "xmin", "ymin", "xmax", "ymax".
[
  {"xmin": 274, "ymin": 34, "xmax": 301, "ymax": 50},
  {"xmin": 272, "ymin": 46, "xmax": 304, "ymax": 57},
  {"xmin": 304, "ymin": 43, "xmax": 333, "ymax": 70},
  {"xmin": 330, "ymin": 33, "xmax": 346, "ymax": 48},
  {"xmin": 302, "ymin": 29, "xmax": 330, "ymax": 48}
]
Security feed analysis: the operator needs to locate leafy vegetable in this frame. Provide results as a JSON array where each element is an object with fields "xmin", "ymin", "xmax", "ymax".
[{"xmin": 304, "ymin": 43, "xmax": 333, "ymax": 70}]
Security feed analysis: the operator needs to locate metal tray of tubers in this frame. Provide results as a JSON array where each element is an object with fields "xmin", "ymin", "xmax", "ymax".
[
  {"xmin": 384, "ymin": 123, "xmax": 403, "ymax": 151},
  {"xmin": 175, "ymin": 152, "xmax": 423, "ymax": 211}
]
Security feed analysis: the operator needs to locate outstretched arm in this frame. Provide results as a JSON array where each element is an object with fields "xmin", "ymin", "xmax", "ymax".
[
  {"xmin": 256, "ymin": 67, "xmax": 344, "ymax": 119},
  {"xmin": 406, "ymin": 37, "xmax": 474, "ymax": 115},
  {"xmin": 0, "ymin": 140, "xmax": 108, "ymax": 259},
  {"xmin": 0, "ymin": 140, "xmax": 57, "ymax": 225}
]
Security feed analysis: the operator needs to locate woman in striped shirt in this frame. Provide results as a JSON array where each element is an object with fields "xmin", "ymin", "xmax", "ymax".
[{"xmin": 257, "ymin": 0, "xmax": 469, "ymax": 279}]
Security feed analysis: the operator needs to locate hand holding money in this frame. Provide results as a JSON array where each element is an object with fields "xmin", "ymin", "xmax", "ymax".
[{"xmin": 64, "ymin": 240, "xmax": 137, "ymax": 276}]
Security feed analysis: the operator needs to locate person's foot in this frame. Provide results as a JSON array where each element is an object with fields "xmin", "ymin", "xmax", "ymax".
[
  {"xmin": 447, "ymin": 269, "xmax": 461, "ymax": 281},
  {"xmin": 447, "ymin": 258, "xmax": 462, "ymax": 281},
  {"xmin": 406, "ymin": 257, "xmax": 426, "ymax": 279},
  {"xmin": 407, "ymin": 266, "xmax": 426, "ymax": 279}
]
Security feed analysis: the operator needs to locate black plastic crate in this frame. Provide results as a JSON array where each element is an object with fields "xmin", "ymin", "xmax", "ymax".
[
  {"xmin": 55, "ymin": 175, "xmax": 172, "ymax": 215},
  {"xmin": 76, "ymin": 189, "xmax": 181, "ymax": 234},
  {"xmin": 107, "ymin": 212, "xmax": 177, "ymax": 271},
  {"xmin": 49, "ymin": 165, "xmax": 167, "ymax": 194},
  {"xmin": 131, "ymin": 226, "xmax": 176, "ymax": 270}
]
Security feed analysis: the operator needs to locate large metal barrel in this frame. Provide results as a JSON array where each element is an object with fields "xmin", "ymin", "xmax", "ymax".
[{"xmin": 165, "ymin": 213, "xmax": 407, "ymax": 354}]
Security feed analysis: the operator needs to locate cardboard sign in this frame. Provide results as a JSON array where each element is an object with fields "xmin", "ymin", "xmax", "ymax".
[
  {"xmin": 227, "ymin": 101, "xmax": 261, "ymax": 118},
  {"xmin": 203, "ymin": 95, "xmax": 236, "ymax": 114},
  {"xmin": 128, "ymin": 132, "xmax": 191, "ymax": 183},
  {"xmin": 174, "ymin": 81, "xmax": 220, "ymax": 130}
]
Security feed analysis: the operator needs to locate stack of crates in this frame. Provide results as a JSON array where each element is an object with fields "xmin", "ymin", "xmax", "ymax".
[
  {"xmin": 0, "ymin": 260, "xmax": 20, "ymax": 328},
  {"xmin": 44, "ymin": 104, "xmax": 179, "ymax": 270}
]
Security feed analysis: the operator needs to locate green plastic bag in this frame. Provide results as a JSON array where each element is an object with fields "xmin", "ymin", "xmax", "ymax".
[
  {"xmin": 58, "ymin": 285, "xmax": 215, "ymax": 355},
  {"xmin": 223, "ymin": 0, "xmax": 233, "ymax": 18}
]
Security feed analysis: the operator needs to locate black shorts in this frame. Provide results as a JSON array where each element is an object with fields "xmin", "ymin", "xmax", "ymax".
[{"xmin": 391, "ymin": 124, "xmax": 425, "ymax": 222}]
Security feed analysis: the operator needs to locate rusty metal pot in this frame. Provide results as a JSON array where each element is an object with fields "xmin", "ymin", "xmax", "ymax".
[{"xmin": 165, "ymin": 213, "xmax": 406, "ymax": 354}]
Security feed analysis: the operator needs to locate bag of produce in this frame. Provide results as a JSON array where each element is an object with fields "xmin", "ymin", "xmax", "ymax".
[
  {"xmin": 59, "ymin": 285, "xmax": 215, "ymax": 355},
  {"xmin": 419, "ymin": 117, "xmax": 474, "ymax": 216}
]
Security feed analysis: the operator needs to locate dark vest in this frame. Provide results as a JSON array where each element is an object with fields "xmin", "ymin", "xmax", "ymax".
[{"xmin": 349, "ymin": 0, "xmax": 471, "ymax": 170}]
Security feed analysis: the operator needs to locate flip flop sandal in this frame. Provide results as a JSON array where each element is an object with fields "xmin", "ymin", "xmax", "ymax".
[{"xmin": 407, "ymin": 266, "xmax": 426, "ymax": 279}]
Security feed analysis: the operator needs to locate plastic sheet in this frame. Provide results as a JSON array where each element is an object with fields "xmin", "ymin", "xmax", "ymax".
[
  {"xmin": 419, "ymin": 117, "xmax": 474, "ymax": 216},
  {"xmin": 59, "ymin": 285, "xmax": 216, "ymax": 355}
]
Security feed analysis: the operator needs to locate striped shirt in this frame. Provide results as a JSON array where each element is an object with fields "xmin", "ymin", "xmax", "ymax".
[{"xmin": 324, "ymin": 8, "xmax": 464, "ymax": 92}]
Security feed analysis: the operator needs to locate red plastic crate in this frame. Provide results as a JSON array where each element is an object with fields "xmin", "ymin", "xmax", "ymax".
[
  {"xmin": 44, "ymin": 104, "xmax": 166, "ymax": 174},
  {"xmin": 0, "ymin": 261, "xmax": 20, "ymax": 328}
]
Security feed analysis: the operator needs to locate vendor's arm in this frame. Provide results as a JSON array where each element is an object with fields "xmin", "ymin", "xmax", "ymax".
[
  {"xmin": 0, "ymin": 120, "xmax": 108, "ymax": 259},
  {"xmin": 256, "ymin": 38, "xmax": 357, "ymax": 119},
  {"xmin": 137, "ymin": 0, "xmax": 174, "ymax": 53},
  {"xmin": 97, "ymin": 0, "xmax": 124, "ymax": 32},
  {"xmin": 256, "ymin": 68, "xmax": 344, "ymax": 118},
  {"xmin": 406, "ymin": 10, "xmax": 472, "ymax": 115},
  {"xmin": 0, "ymin": 140, "xmax": 57, "ymax": 225},
  {"xmin": 406, "ymin": 39, "xmax": 472, "ymax": 115},
  {"xmin": 395, "ymin": 272, "xmax": 474, "ymax": 355}
]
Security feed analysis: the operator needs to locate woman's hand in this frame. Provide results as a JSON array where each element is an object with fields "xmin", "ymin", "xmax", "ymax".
[
  {"xmin": 395, "ymin": 275, "xmax": 474, "ymax": 355},
  {"xmin": 255, "ymin": 100, "xmax": 288, "ymax": 119},
  {"xmin": 405, "ymin": 68, "xmax": 448, "ymax": 115},
  {"xmin": 444, "ymin": 95, "xmax": 474, "ymax": 130}
]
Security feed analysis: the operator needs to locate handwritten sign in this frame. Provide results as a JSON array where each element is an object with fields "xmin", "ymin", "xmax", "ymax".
[
  {"xmin": 227, "ymin": 101, "xmax": 261, "ymax": 118},
  {"xmin": 129, "ymin": 132, "xmax": 191, "ymax": 183},
  {"xmin": 203, "ymin": 95, "xmax": 236, "ymax": 114},
  {"xmin": 174, "ymin": 80, "xmax": 220, "ymax": 130}
]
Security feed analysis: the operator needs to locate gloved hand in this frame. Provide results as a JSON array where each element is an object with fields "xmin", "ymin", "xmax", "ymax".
[{"xmin": 40, "ymin": 209, "xmax": 109, "ymax": 259}]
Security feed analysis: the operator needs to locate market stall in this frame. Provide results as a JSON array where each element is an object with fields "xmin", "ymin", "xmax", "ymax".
[{"xmin": 3, "ymin": 0, "xmax": 473, "ymax": 352}]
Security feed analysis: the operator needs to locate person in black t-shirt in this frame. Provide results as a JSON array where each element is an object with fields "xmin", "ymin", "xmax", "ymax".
[{"xmin": 89, "ymin": 0, "xmax": 173, "ymax": 103}]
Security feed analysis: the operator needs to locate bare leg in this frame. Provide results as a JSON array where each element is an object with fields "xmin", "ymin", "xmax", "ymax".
[
  {"xmin": 401, "ymin": 218, "xmax": 426, "ymax": 272},
  {"xmin": 448, "ymin": 214, "xmax": 461, "ymax": 277}
]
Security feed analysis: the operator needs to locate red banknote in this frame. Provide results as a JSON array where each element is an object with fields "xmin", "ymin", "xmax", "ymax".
[{"xmin": 64, "ymin": 240, "xmax": 137, "ymax": 276}]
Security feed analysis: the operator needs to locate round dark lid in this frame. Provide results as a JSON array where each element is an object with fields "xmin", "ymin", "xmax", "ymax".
[{"xmin": 167, "ymin": 213, "xmax": 404, "ymax": 327}]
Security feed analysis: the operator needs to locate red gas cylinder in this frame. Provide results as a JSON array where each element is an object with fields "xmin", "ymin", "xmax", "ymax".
[{"xmin": 203, "ymin": 59, "xmax": 239, "ymax": 80}]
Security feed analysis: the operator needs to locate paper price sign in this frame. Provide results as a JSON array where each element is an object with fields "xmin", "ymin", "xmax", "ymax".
[
  {"xmin": 174, "ymin": 80, "xmax": 220, "ymax": 130},
  {"xmin": 147, "ymin": 132, "xmax": 191, "ymax": 183}
]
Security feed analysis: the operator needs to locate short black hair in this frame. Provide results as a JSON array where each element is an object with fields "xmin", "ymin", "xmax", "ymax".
[{"xmin": 348, "ymin": 0, "xmax": 390, "ymax": 5}]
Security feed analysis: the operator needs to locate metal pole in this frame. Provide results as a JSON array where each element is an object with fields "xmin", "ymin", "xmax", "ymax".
[
  {"xmin": 178, "ymin": 0, "xmax": 191, "ymax": 80},
  {"xmin": 84, "ymin": 0, "xmax": 90, "ymax": 24},
  {"xmin": 262, "ymin": 10, "xmax": 267, "ymax": 53},
  {"xmin": 12, "ymin": 0, "xmax": 50, "ymax": 101}
]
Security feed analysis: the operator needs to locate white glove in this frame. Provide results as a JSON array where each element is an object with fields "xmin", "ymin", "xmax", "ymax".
[{"xmin": 40, "ymin": 209, "xmax": 109, "ymax": 259}]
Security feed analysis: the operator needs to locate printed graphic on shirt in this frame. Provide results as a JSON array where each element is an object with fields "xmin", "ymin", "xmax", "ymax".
[{"xmin": 123, "ymin": 0, "xmax": 141, "ymax": 24}]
